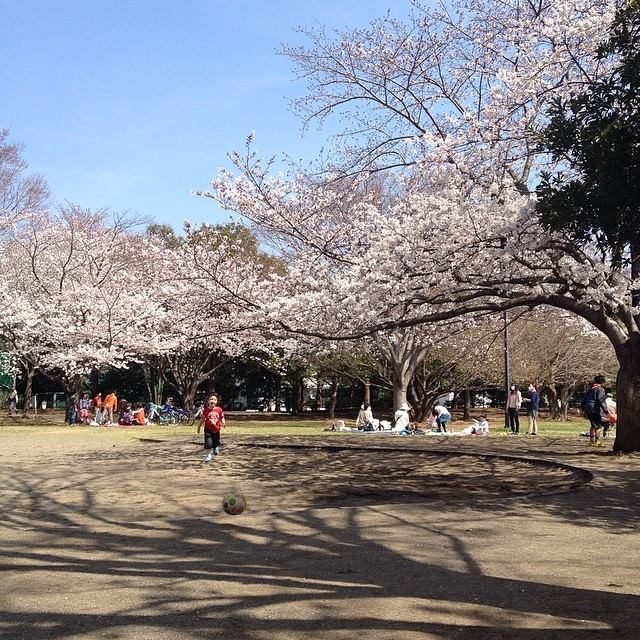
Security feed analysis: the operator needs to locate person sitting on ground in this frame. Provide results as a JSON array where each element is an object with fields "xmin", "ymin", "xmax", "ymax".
[
  {"xmin": 392, "ymin": 403, "xmax": 411, "ymax": 432},
  {"xmin": 118, "ymin": 406, "xmax": 134, "ymax": 425},
  {"xmin": 462, "ymin": 416, "xmax": 490, "ymax": 435},
  {"xmin": 472, "ymin": 416, "xmax": 490, "ymax": 434},
  {"xmin": 603, "ymin": 392, "xmax": 617, "ymax": 439},
  {"xmin": 132, "ymin": 404, "xmax": 148, "ymax": 426},
  {"xmin": 431, "ymin": 404, "xmax": 452, "ymax": 432},
  {"xmin": 355, "ymin": 403, "xmax": 375, "ymax": 430}
]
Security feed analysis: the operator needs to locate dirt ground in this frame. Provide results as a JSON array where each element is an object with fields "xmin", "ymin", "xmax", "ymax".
[{"xmin": 1, "ymin": 428, "xmax": 639, "ymax": 639}]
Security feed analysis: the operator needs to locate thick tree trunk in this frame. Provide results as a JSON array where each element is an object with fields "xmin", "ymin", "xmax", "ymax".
[
  {"xmin": 393, "ymin": 386, "xmax": 408, "ymax": 411},
  {"xmin": 463, "ymin": 389, "xmax": 471, "ymax": 420},
  {"xmin": 143, "ymin": 365, "xmax": 165, "ymax": 405},
  {"xmin": 545, "ymin": 385, "xmax": 561, "ymax": 420},
  {"xmin": 22, "ymin": 367, "xmax": 35, "ymax": 415},
  {"xmin": 614, "ymin": 336, "xmax": 640, "ymax": 453},
  {"xmin": 558, "ymin": 385, "xmax": 574, "ymax": 422},
  {"xmin": 180, "ymin": 383, "xmax": 199, "ymax": 412},
  {"xmin": 64, "ymin": 375, "xmax": 84, "ymax": 423}
]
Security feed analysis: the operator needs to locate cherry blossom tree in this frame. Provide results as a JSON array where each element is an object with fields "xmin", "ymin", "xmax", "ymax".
[
  {"xmin": 208, "ymin": 1, "xmax": 640, "ymax": 453},
  {"xmin": 0, "ymin": 206, "xmax": 156, "ymax": 407},
  {"xmin": 0, "ymin": 129, "xmax": 49, "ymax": 237},
  {"xmin": 141, "ymin": 222, "xmax": 282, "ymax": 410}
]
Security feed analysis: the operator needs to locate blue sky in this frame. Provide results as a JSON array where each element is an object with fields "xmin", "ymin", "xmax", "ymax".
[{"xmin": 1, "ymin": 0, "xmax": 404, "ymax": 231}]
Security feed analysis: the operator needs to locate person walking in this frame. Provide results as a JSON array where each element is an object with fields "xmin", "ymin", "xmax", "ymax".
[
  {"xmin": 581, "ymin": 375, "xmax": 609, "ymax": 446},
  {"xmin": 506, "ymin": 384, "xmax": 522, "ymax": 434},
  {"xmin": 524, "ymin": 383, "xmax": 540, "ymax": 435},
  {"xmin": 197, "ymin": 393, "xmax": 226, "ymax": 462}
]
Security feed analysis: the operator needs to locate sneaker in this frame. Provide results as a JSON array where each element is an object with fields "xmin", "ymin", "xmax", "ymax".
[
  {"xmin": 214, "ymin": 446, "xmax": 220, "ymax": 456},
  {"xmin": 204, "ymin": 453, "xmax": 213, "ymax": 463}
]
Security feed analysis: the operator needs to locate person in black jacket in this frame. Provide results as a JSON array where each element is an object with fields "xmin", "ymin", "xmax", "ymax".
[{"xmin": 581, "ymin": 375, "xmax": 609, "ymax": 447}]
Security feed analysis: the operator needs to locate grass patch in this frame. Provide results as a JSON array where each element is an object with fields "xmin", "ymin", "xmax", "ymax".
[{"xmin": 0, "ymin": 415, "xmax": 594, "ymax": 439}]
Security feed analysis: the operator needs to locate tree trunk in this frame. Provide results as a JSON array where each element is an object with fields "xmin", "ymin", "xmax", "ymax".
[
  {"xmin": 22, "ymin": 366, "xmax": 35, "ymax": 416},
  {"xmin": 614, "ymin": 335, "xmax": 640, "ymax": 453},
  {"xmin": 291, "ymin": 376, "xmax": 305, "ymax": 415},
  {"xmin": 392, "ymin": 386, "xmax": 408, "ymax": 411},
  {"xmin": 558, "ymin": 385, "xmax": 574, "ymax": 422},
  {"xmin": 274, "ymin": 376, "xmax": 282, "ymax": 413},
  {"xmin": 143, "ymin": 364, "xmax": 164, "ymax": 405},
  {"xmin": 180, "ymin": 383, "xmax": 199, "ymax": 412},
  {"xmin": 313, "ymin": 378, "xmax": 321, "ymax": 410},
  {"xmin": 545, "ymin": 385, "xmax": 561, "ymax": 420},
  {"xmin": 63, "ymin": 375, "xmax": 84, "ymax": 424},
  {"xmin": 363, "ymin": 378, "xmax": 371, "ymax": 406},
  {"xmin": 328, "ymin": 376, "xmax": 338, "ymax": 419},
  {"xmin": 463, "ymin": 389, "xmax": 471, "ymax": 421}
]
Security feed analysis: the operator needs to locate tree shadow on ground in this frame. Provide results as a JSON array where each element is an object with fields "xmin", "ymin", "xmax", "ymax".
[{"xmin": 1, "ymin": 441, "xmax": 638, "ymax": 640}]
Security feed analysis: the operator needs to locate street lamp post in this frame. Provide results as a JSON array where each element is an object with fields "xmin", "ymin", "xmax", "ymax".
[{"xmin": 504, "ymin": 309, "xmax": 511, "ymax": 430}]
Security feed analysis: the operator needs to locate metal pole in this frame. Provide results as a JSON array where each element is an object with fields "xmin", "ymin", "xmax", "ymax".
[{"xmin": 504, "ymin": 310, "xmax": 511, "ymax": 430}]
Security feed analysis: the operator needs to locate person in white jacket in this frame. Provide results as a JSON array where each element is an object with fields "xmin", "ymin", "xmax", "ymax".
[
  {"xmin": 431, "ymin": 404, "xmax": 452, "ymax": 432},
  {"xmin": 506, "ymin": 384, "xmax": 522, "ymax": 434}
]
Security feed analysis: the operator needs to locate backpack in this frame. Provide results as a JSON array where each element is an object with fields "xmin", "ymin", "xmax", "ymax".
[{"xmin": 582, "ymin": 387, "xmax": 602, "ymax": 414}]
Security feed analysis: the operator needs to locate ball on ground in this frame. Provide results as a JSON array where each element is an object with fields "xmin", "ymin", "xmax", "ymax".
[{"xmin": 222, "ymin": 492, "xmax": 246, "ymax": 515}]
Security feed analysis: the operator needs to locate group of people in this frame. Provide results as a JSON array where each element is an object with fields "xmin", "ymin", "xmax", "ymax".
[
  {"xmin": 66, "ymin": 391, "xmax": 148, "ymax": 427},
  {"xmin": 505, "ymin": 383, "xmax": 540, "ymax": 435},
  {"xmin": 507, "ymin": 376, "xmax": 617, "ymax": 445},
  {"xmin": 351, "ymin": 377, "xmax": 618, "ymax": 444},
  {"xmin": 353, "ymin": 401, "xmax": 459, "ymax": 435}
]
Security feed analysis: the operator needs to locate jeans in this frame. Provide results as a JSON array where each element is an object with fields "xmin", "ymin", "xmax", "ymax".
[{"xmin": 508, "ymin": 407, "xmax": 519, "ymax": 433}]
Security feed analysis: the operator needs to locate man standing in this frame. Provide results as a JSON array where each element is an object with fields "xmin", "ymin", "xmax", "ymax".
[{"xmin": 525, "ymin": 384, "xmax": 540, "ymax": 435}]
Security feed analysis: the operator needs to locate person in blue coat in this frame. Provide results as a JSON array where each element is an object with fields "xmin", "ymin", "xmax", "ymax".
[{"xmin": 524, "ymin": 383, "xmax": 540, "ymax": 435}]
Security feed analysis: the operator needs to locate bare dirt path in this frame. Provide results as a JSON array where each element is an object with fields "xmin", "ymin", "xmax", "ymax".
[{"xmin": 1, "ymin": 428, "xmax": 639, "ymax": 639}]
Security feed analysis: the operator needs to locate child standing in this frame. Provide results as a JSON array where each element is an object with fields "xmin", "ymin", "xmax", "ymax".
[
  {"xmin": 92, "ymin": 392, "xmax": 103, "ymax": 425},
  {"xmin": 79, "ymin": 393, "xmax": 90, "ymax": 424},
  {"xmin": 197, "ymin": 393, "xmax": 226, "ymax": 463}
]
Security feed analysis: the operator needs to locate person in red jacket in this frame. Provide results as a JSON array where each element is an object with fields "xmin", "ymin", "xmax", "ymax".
[{"xmin": 197, "ymin": 393, "xmax": 225, "ymax": 463}]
